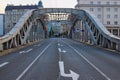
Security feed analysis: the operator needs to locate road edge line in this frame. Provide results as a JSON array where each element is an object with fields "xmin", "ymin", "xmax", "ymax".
[{"xmin": 16, "ymin": 43, "xmax": 51, "ymax": 80}]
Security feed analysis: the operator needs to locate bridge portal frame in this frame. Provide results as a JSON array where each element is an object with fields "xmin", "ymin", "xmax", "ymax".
[{"xmin": 0, "ymin": 8, "xmax": 120, "ymax": 51}]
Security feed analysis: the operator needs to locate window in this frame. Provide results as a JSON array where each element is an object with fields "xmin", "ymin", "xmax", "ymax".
[
  {"xmin": 13, "ymin": 23, "xmax": 16, "ymax": 27},
  {"xmin": 90, "ymin": 8, "xmax": 94, "ymax": 11},
  {"xmin": 106, "ymin": 8, "xmax": 110, "ymax": 12},
  {"xmin": 114, "ymin": 2, "xmax": 117, "ymax": 5},
  {"xmin": 13, "ymin": 12, "xmax": 15, "ymax": 15},
  {"xmin": 13, "ymin": 17, "xmax": 16, "ymax": 21},
  {"xmin": 113, "ymin": 29, "xmax": 118, "ymax": 36},
  {"xmin": 97, "ymin": 14, "xmax": 101, "ymax": 19},
  {"xmin": 114, "ymin": 8, "xmax": 118, "ymax": 12},
  {"xmin": 114, "ymin": 14, "xmax": 118, "ymax": 19},
  {"xmin": 98, "ymin": 8, "xmax": 101, "ymax": 12},
  {"xmin": 20, "ymin": 12, "xmax": 22, "ymax": 14},
  {"xmin": 106, "ymin": 1, "xmax": 110, "ymax": 5},
  {"xmin": 107, "ymin": 14, "xmax": 110, "ymax": 19},
  {"xmin": 98, "ymin": 1, "xmax": 101, "ymax": 5},
  {"xmin": 90, "ymin": 1, "xmax": 94, "ymax": 5},
  {"xmin": 7, "ymin": 25, "xmax": 10, "ymax": 28},
  {"xmin": 107, "ymin": 21, "xmax": 110, "ymax": 25},
  {"xmin": 7, "ymin": 12, "xmax": 9, "ymax": 15},
  {"xmin": 108, "ymin": 29, "xmax": 111, "ymax": 33},
  {"xmin": 11, "ymin": 12, "xmax": 13, "ymax": 15},
  {"xmin": 114, "ymin": 21, "xmax": 118, "ymax": 25}
]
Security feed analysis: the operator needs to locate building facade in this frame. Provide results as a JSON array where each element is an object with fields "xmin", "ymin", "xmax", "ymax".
[
  {"xmin": 0, "ymin": 14, "xmax": 5, "ymax": 36},
  {"xmin": 75, "ymin": 0, "xmax": 120, "ymax": 37},
  {"xmin": 5, "ymin": 0, "xmax": 43, "ymax": 33}
]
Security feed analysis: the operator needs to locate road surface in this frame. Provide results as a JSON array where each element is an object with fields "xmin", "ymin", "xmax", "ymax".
[{"xmin": 0, "ymin": 38, "xmax": 120, "ymax": 80}]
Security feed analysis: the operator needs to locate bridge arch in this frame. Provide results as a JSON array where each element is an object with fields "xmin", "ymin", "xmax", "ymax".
[{"xmin": 0, "ymin": 8, "xmax": 120, "ymax": 51}]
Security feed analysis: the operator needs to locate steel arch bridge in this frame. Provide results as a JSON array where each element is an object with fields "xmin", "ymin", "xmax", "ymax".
[{"xmin": 0, "ymin": 8, "xmax": 120, "ymax": 51}]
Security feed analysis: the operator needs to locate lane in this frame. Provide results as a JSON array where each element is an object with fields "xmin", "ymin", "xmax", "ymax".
[
  {"xmin": 16, "ymin": 43, "xmax": 51, "ymax": 80},
  {"xmin": 62, "ymin": 38, "xmax": 120, "ymax": 80},
  {"xmin": 0, "ymin": 40, "xmax": 45, "ymax": 64},
  {"xmin": 21, "ymin": 38, "xmax": 59, "ymax": 80},
  {"xmin": 0, "ymin": 39, "xmax": 51, "ymax": 80},
  {"xmin": 58, "ymin": 39, "xmax": 107, "ymax": 80}
]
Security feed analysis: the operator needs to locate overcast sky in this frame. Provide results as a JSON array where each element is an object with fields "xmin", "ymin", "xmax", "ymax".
[{"xmin": 0, "ymin": 0, "xmax": 77, "ymax": 13}]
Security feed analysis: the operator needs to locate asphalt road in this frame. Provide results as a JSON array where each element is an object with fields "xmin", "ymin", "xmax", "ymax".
[{"xmin": 0, "ymin": 38, "xmax": 120, "ymax": 80}]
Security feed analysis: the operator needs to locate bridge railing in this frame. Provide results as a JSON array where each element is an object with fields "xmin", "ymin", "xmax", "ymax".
[
  {"xmin": 0, "ymin": 10, "xmax": 36, "ymax": 51},
  {"xmin": 78, "ymin": 9, "xmax": 120, "ymax": 51}
]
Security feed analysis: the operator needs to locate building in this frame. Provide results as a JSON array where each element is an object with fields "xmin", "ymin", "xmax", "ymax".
[
  {"xmin": 75, "ymin": 0, "xmax": 120, "ymax": 37},
  {"xmin": 5, "ymin": 0, "xmax": 43, "ymax": 33},
  {"xmin": 0, "ymin": 14, "xmax": 5, "ymax": 36}
]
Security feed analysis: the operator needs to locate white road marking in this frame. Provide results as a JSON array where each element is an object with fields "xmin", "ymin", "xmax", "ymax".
[
  {"xmin": 58, "ymin": 48, "xmax": 62, "ymax": 61},
  {"xmin": 16, "ymin": 43, "xmax": 51, "ymax": 80},
  {"xmin": 19, "ymin": 49, "xmax": 33, "ymax": 54},
  {"xmin": 25, "ymin": 49, "xmax": 33, "ymax": 53},
  {"xmin": 0, "ymin": 62, "xmax": 9, "ymax": 68},
  {"xmin": 58, "ymin": 48, "xmax": 62, "ymax": 52},
  {"xmin": 19, "ymin": 51, "xmax": 25, "ymax": 54},
  {"xmin": 59, "ymin": 61, "xmax": 79, "ymax": 80},
  {"xmin": 63, "ymin": 40, "xmax": 111, "ymax": 80},
  {"xmin": 58, "ymin": 48, "xmax": 67, "ymax": 53},
  {"xmin": 62, "ymin": 50, "xmax": 67, "ymax": 53},
  {"xmin": 58, "ymin": 43, "xmax": 63, "ymax": 47},
  {"xmin": 58, "ymin": 43, "xmax": 60, "ymax": 46},
  {"xmin": 34, "ymin": 44, "xmax": 41, "ymax": 47}
]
